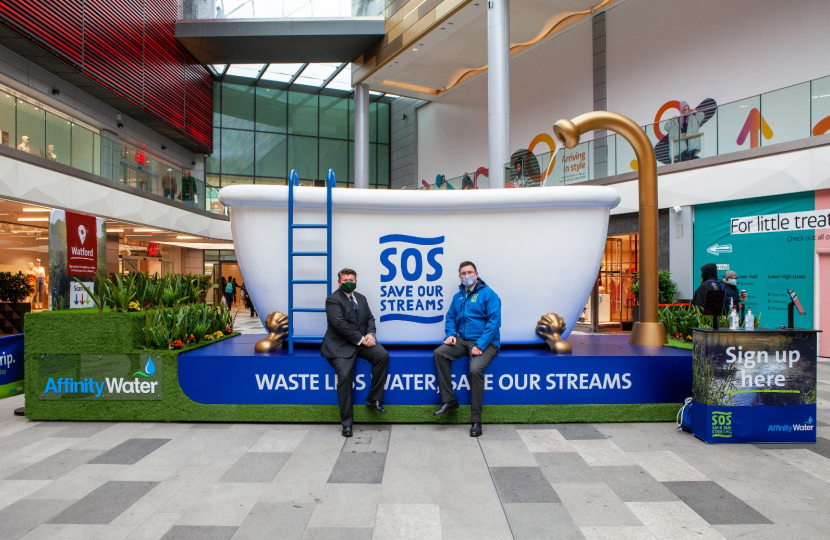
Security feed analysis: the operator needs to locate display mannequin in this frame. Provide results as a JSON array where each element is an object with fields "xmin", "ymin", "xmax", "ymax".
[
  {"xmin": 17, "ymin": 136, "xmax": 30, "ymax": 153},
  {"xmin": 33, "ymin": 258, "xmax": 46, "ymax": 309},
  {"xmin": 46, "ymin": 144, "xmax": 57, "ymax": 161},
  {"xmin": 26, "ymin": 262, "xmax": 36, "ymax": 304}
]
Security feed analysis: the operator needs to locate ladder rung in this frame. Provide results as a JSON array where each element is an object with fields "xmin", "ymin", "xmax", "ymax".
[
  {"xmin": 291, "ymin": 307, "xmax": 326, "ymax": 313},
  {"xmin": 292, "ymin": 279, "xmax": 328, "ymax": 285},
  {"xmin": 292, "ymin": 224, "xmax": 328, "ymax": 229},
  {"xmin": 291, "ymin": 251, "xmax": 329, "ymax": 257}
]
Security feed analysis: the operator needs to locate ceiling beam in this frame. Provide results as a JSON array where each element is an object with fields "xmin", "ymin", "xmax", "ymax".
[
  {"xmin": 253, "ymin": 63, "xmax": 271, "ymax": 84},
  {"xmin": 287, "ymin": 63, "xmax": 309, "ymax": 89},
  {"xmin": 317, "ymin": 63, "xmax": 348, "ymax": 93}
]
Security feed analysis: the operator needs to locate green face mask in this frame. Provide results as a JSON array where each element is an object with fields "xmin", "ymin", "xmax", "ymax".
[{"xmin": 340, "ymin": 281, "xmax": 356, "ymax": 294}]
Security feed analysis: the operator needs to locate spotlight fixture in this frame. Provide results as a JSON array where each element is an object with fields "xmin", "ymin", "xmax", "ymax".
[
  {"xmin": 51, "ymin": 88, "xmax": 60, "ymax": 96},
  {"xmin": 161, "ymin": 145, "xmax": 167, "ymax": 150},
  {"xmin": 117, "ymin": 122, "xmax": 124, "ymax": 128}
]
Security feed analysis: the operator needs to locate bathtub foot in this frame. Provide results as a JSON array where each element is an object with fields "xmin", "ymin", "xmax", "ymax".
[
  {"xmin": 255, "ymin": 311, "xmax": 290, "ymax": 352},
  {"xmin": 535, "ymin": 313, "xmax": 572, "ymax": 354}
]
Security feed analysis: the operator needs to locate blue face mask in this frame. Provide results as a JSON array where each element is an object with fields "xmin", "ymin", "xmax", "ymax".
[
  {"xmin": 726, "ymin": 279, "xmax": 737, "ymax": 286},
  {"xmin": 460, "ymin": 275, "xmax": 477, "ymax": 287}
]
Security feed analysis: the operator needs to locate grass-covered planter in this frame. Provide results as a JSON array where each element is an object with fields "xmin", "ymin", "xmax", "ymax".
[{"xmin": 24, "ymin": 310, "xmax": 682, "ymax": 424}]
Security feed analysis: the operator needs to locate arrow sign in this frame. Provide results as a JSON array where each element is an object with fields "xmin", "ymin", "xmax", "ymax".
[
  {"xmin": 74, "ymin": 294, "xmax": 79, "ymax": 305},
  {"xmin": 707, "ymin": 243, "xmax": 732, "ymax": 256},
  {"xmin": 737, "ymin": 108, "xmax": 773, "ymax": 148}
]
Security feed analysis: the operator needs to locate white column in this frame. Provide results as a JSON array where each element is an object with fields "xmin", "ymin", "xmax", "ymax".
[
  {"xmin": 353, "ymin": 83, "xmax": 370, "ymax": 189},
  {"xmin": 487, "ymin": 0, "xmax": 510, "ymax": 189}
]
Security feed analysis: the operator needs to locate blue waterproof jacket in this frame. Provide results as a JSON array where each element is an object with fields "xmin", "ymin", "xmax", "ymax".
[{"xmin": 445, "ymin": 279, "xmax": 501, "ymax": 350}]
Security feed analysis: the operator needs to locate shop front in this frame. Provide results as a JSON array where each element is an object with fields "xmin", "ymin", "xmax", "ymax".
[{"xmin": 578, "ymin": 234, "xmax": 639, "ymax": 332}]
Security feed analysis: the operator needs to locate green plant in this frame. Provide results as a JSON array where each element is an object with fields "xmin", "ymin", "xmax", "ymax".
[
  {"xmin": 0, "ymin": 271, "xmax": 35, "ymax": 303},
  {"xmin": 692, "ymin": 343, "xmax": 738, "ymax": 406},
  {"xmin": 143, "ymin": 303, "xmax": 235, "ymax": 349},
  {"xmin": 630, "ymin": 271, "xmax": 678, "ymax": 305},
  {"xmin": 74, "ymin": 274, "xmax": 108, "ymax": 313}
]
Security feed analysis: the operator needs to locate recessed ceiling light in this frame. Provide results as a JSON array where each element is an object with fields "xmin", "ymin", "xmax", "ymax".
[
  {"xmin": 22, "ymin": 207, "xmax": 50, "ymax": 212},
  {"xmin": 412, "ymin": 48, "xmax": 418, "ymax": 51},
  {"xmin": 177, "ymin": 235, "xmax": 198, "ymax": 239},
  {"xmin": 17, "ymin": 217, "xmax": 48, "ymax": 222},
  {"xmin": 108, "ymin": 228, "xmax": 125, "ymax": 233},
  {"xmin": 132, "ymin": 228, "xmax": 160, "ymax": 233}
]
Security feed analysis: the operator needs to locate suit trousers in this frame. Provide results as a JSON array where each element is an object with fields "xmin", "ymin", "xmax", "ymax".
[
  {"xmin": 326, "ymin": 343, "xmax": 389, "ymax": 427},
  {"xmin": 434, "ymin": 338, "xmax": 498, "ymax": 423}
]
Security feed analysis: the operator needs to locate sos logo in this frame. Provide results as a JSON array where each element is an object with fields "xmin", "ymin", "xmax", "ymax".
[
  {"xmin": 380, "ymin": 235, "xmax": 443, "ymax": 282},
  {"xmin": 378, "ymin": 234, "xmax": 445, "ymax": 324}
]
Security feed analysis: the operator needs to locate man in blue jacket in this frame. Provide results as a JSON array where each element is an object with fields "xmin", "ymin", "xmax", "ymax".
[{"xmin": 433, "ymin": 261, "xmax": 501, "ymax": 437}]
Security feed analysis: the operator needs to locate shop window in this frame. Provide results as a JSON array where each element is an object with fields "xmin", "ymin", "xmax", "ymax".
[
  {"xmin": 0, "ymin": 93, "xmax": 14, "ymax": 146},
  {"xmin": 16, "ymin": 100, "xmax": 45, "ymax": 157},
  {"xmin": 71, "ymin": 124, "xmax": 94, "ymax": 173},
  {"xmin": 45, "ymin": 112, "xmax": 71, "ymax": 166}
]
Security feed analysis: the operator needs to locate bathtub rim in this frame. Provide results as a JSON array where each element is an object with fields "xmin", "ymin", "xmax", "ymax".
[{"xmin": 218, "ymin": 184, "xmax": 621, "ymax": 212}]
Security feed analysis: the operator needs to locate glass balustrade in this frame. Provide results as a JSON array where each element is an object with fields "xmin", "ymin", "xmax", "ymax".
[
  {"xmin": 498, "ymin": 75, "xmax": 830, "ymax": 189},
  {"xmin": 180, "ymin": 0, "xmax": 384, "ymax": 19},
  {"xmin": 0, "ymin": 89, "xmax": 211, "ymax": 213}
]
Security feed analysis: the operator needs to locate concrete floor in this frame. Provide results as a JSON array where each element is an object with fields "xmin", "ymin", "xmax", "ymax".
[{"xmin": 0, "ymin": 355, "xmax": 829, "ymax": 540}]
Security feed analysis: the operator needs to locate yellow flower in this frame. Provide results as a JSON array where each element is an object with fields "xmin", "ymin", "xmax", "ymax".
[{"xmin": 128, "ymin": 301, "xmax": 141, "ymax": 311}]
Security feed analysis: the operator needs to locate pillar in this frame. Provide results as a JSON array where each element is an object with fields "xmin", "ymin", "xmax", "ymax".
[
  {"xmin": 488, "ymin": 0, "xmax": 510, "ymax": 188},
  {"xmin": 354, "ymin": 83, "xmax": 370, "ymax": 189}
]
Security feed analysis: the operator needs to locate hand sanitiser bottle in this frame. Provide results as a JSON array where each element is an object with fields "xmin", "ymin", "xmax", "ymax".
[
  {"xmin": 729, "ymin": 307, "xmax": 740, "ymax": 330},
  {"xmin": 745, "ymin": 308, "xmax": 754, "ymax": 331}
]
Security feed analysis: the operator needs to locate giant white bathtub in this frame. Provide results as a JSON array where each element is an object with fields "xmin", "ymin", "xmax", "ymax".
[{"xmin": 218, "ymin": 186, "xmax": 620, "ymax": 344}]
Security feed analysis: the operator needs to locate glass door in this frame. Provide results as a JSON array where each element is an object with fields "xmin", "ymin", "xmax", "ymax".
[{"xmin": 598, "ymin": 237, "xmax": 623, "ymax": 331}]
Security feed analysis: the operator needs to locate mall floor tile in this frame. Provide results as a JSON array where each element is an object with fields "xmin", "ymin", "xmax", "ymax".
[
  {"xmin": 48, "ymin": 481, "xmax": 158, "ymax": 524},
  {"xmin": 0, "ymin": 394, "xmax": 829, "ymax": 539},
  {"xmin": 89, "ymin": 439, "xmax": 170, "ymax": 465}
]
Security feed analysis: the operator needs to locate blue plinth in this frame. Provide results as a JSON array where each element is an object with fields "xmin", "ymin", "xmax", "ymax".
[{"xmin": 178, "ymin": 334, "xmax": 692, "ymax": 406}]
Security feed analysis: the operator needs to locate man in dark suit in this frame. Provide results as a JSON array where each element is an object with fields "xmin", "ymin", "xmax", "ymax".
[{"xmin": 322, "ymin": 268, "xmax": 389, "ymax": 437}]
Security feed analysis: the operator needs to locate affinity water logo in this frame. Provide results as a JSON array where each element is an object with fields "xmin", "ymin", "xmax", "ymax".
[
  {"xmin": 41, "ymin": 354, "xmax": 162, "ymax": 400},
  {"xmin": 133, "ymin": 357, "xmax": 156, "ymax": 377}
]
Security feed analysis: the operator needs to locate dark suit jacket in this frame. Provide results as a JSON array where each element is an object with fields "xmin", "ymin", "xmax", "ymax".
[{"xmin": 321, "ymin": 290, "xmax": 376, "ymax": 359}]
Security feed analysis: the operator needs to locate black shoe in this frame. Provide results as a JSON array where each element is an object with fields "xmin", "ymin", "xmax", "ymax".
[
  {"xmin": 433, "ymin": 401, "xmax": 459, "ymax": 416},
  {"xmin": 470, "ymin": 422, "xmax": 482, "ymax": 437},
  {"xmin": 366, "ymin": 400, "xmax": 387, "ymax": 413},
  {"xmin": 342, "ymin": 425, "xmax": 353, "ymax": 437}
]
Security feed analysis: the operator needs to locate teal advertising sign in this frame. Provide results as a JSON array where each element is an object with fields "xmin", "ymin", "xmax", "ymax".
[{"xmin": 693, "ymin": 192, "xmax": 815, "ymax": 329}]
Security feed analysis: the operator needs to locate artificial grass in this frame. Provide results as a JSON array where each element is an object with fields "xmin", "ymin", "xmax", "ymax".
[
  {"xmin": 24, "ymin": 310, "xmax": 683, "ymax": 424},
  {"xmin": 665, "ymin": 337, "xmax": 693, "ymax": 350}
]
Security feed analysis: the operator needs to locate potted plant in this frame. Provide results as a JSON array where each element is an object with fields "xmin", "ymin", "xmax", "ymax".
[
  {"xmin": 629, "ymin": 271, "xmax": 678, "ymax": 323},
  {"xmin": 0, "ymin": 271, "xmax": 35, "ymax": 335}
]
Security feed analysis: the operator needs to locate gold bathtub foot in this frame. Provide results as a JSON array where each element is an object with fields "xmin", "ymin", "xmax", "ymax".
[
  {"xmin": 536, "ymin": 313, "xmax": 572, "ymax": 354},
  {"xmin": 629, "ymin": 322, "xmax": 668, "ymax": 347},
  {"xmin": 255, "ymin": 311, "xmax": 290, "ymax": 352}
]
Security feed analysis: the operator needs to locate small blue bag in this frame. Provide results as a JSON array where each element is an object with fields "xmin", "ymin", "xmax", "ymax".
[{"xmin": 677, "ymin": 397, "xmax": 693, "ymax": 432}]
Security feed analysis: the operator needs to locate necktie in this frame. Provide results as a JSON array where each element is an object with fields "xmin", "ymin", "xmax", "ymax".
[{"xmin": 350, "ymin": 295, "xmax": 360, "ymax": 319}]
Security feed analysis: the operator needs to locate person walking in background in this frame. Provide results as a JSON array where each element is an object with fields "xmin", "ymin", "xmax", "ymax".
[
  {"xmin": 462, "ymin": 172, "xmax": 474, "ymax": 190},
  {"xmin": 321, "ymin": 268, "xmax": 389, "ymax": 437},
  {"xmin": 232, "ymin": 277, "xmax": 239, "ymax": 304},
  {"xmin": 223, "ymin": 276, "xmax": 235, "ymax": 307},
  {"xmin": 241, "ymin": 282, "xmax": 256, "ymax": 317},
  {"xmin": 666, "ymin": 102, "xmax": 705, "ymax": 163},
  {"xmin": 433, "ymin": 261, "xmax": 501, "ymax": 437}
]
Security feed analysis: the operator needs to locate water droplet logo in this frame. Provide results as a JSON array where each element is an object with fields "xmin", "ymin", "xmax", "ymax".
[
  {"xmin": 133, "ymin": 357, "xmax": 156, "ymax": 378},
  {"xmin": 807, "ymin": 416, "xmax": 814, "ymax": 424}
]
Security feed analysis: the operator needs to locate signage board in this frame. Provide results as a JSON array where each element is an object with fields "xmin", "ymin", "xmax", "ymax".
[
  {"xmin": 38, "ymin": 354, "xmax": 163, "ymax": 400},
  {"xmin": 49, "ymin": 210, "xmax": 106, "ymax": 310},
  {"xmin": 0, "ymin": 334, "xmax": 24, "ymax": 399},
  {"xmin": 694, "ymin": 192, "xmax": 815, "ymax": 328},
  {"xmin": 691, "ymin": 329, "xmax": 817, "ymax": 443}
]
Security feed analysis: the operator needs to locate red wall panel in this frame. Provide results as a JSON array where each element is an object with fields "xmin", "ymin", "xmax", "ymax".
[{"xmin": 0, "ymin": 0, "xmax": 212, "ymax": 152}]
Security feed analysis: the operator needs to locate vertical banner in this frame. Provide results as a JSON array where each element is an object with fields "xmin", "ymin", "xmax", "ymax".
[
  {"xmin": 49, "ymin": 210, "xmax": 106, "ymax": 310},
  {"xmin": 691, "ymin": 329, "xmax": 817, "ymax": 443},
  {"xmin": 693, "ymin": 192, "xmax": 815, "ymax": 328}
]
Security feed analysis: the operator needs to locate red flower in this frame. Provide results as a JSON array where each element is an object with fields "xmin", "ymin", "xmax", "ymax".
[
  {"xmin": 171, "ymin": 340, "xmax": 185, "ymax": 349},
  {"xmin": 225, "ymin": 327, "xmax": 233, "ymax": 334}
]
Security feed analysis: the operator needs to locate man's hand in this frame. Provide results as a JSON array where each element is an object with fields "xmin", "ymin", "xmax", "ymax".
[
  {"xmin": 471, "ymin": 346, "xmax": 483, "ymax": 356},
  {"xmin": 739, "ymin": 293, "xmax": 747, "ymax": 302},
  {"xmin": 444, "ymin": 336, "xmax": 456, "ymax": 346},
  {"xmin": 364, "ymin": 334, "xmax": 376, "ymax": 347}
]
